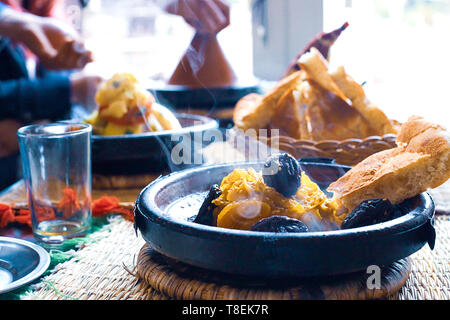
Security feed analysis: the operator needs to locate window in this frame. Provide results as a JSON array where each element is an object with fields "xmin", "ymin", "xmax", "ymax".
[
  {"xmin": 75, "ymin": 0, "xmax": 448, "ymax": 127},
  {"xmin": 250, "ymin": 0, "xmax": 449, "ymax": 127},
  {"xmin": 323, "ymin": 0, "xmax": 450, "ymax": 127},
  {"xmin": 80, "ymin": 0, "xmax": 254, "ymax": 86}
]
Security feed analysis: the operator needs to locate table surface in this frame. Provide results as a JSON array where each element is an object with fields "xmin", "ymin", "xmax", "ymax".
[
  {"xmin": 1, "ymin": 175, "xmax": 449, "ymax": 238},
  {"xmin": 1, "ymin": 169, "xmax": 449, "ymax": 300},
  {"xmin": 0, "ymin": 178, "xmax": 153, "ymax": 241}
]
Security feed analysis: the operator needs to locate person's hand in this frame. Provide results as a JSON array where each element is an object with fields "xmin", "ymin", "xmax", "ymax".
[
  {"xmin": 166, "ymin": 0, "xmax": 230, "ymax": 35},
  {"xmin": 70, "ymin": 72, "xmax": 103, "ymax": 110},
  {"xmin": 34, "ymin": 17, "xmax": 93, "ymax": 70},
  {"xmin": 0, "ymin": 8, "xmax": 92, "ymax": 70}
]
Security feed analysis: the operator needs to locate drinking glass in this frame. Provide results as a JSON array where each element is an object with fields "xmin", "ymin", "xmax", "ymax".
[{"xmin": 17, "ymin": 122, "xmax": 92, "ymax": 245}]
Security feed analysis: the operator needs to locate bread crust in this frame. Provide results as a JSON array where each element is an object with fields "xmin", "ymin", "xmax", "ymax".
[
  {"xmin": 328, "ymin": 116, "xmax": 450, "ymax": 213},
  {"xmin": 269, "ymin": 89, "xmax": 303, "ymax": 139},
  {"xmin": 233, "ymin": 72, "xmax": 302, "ymax": 131},
  {"xmin": 330, "ymin": 66, "xmax": 396, "ymax": 135},
  {"xmin": 298, "ymin": 48, "xmax": 348, "ymax": 102},
  {"xmin": 233, "ymin": 93, "xmax": 263, "ymax": 129},
  {"xmin": 302, "ymin": 80, "xmax": 378, "ymax": 140}
]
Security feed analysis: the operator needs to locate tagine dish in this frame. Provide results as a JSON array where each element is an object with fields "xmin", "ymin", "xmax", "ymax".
[
  {"xmin": 192, "ymin": 116, "xmax": 450, "ymax": 233},
  {"xmin": 85, "ymin": 73, "xmax": 181, "ymax": 136},
  {"xmin": 133, "ymin": 115, "xmax": 444, "ymax": 278}
]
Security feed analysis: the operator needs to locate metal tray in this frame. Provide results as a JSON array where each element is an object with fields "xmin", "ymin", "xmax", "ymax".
[
  {"xmin": 134, "ymin": 161, "xmax": 436, "ymax": 278},
  {"xmin": 0, "ymin": 237, "xmax": 50, "ymax": 294}
]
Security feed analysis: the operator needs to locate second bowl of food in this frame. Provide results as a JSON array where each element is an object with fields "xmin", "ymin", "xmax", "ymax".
[{"xmin": 83, "ymin": 73, "xmax": 219, "ymax": 175}]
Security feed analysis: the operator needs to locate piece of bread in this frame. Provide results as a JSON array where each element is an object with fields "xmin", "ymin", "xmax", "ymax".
[
  {"xmin": 328, "ymin": 116, "xmax": 450, "ymax": 214},
  {"xmin": 232, "ymin": 46, "xmax": 395, "ymax": 142},
  {"xmin": 295, "ymin": 81, "xmax": 313, "ymax": 140},
  {"xmin": 330, "ymin": 66, "xmax": 397, "ymax": 135},
  {"xmin": 233, "ymin": 93, "xmax": 262, "ymax": 129},
  {"xmin": 302, "ymin": 80, "xmax": 378, "ymax": 140},
  {"xmin": 233, "ymin": 71, "xmax": 302, "ymax": 131},
  {"xmin": 268, "ymin": 89, "xmax": 303, "ymax": 139},
  {"xmin": 297, "ymin": 47, "xmax": 348, "ymax": 102}
]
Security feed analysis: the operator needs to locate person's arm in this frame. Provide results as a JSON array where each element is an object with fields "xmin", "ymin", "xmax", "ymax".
[
  {"xmin": 0, "ymin": 71, "xmax": 103, "ymax": 123},
  {"xmin": 0, "ymin": 74, "xmax": 71, "ymax": 122},
  {"xmin": 0, "ymin": 5, "xmax": 92, "ymax": 70}
]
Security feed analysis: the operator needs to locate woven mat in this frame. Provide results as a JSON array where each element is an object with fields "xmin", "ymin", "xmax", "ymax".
[
  {"xmin": 135, "ymin": 245, "xmax": 411, "ymax": 300},
  {"xmin": 22, "ymin": 215, "xmax": 449, "ymax": 300},
  {"xmin": 428, "ymin": 180, "xmax": 450, "ymax": 215},
  {"xmin": 22, "ymin": 217, "xmax": 165, "ymax": 300}
]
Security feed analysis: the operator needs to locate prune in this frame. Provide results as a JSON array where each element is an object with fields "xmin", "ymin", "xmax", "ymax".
[
  {"xmin": 250, "ymin": 215, "xmax": 309, "ymax": 233},
  {"xmin": 193, "ymin": 184, "xmax": 221, "ymax": 226},
  {"xmin": 341, "ymin": 198, "xmax": 396, "ymax": 229},
  {"xmin": 263, "ymin": 153, "xmax": 301, "ymax": 197}
]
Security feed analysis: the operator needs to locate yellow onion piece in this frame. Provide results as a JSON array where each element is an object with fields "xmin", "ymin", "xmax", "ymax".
[{"xmin": 217, "ymin": 200, "xmax": 271, "ymax": 230}]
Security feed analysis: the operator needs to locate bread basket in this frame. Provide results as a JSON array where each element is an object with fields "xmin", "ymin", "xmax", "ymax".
[{"xmin": 258, "ymin": 133, "xmax": 398, "ymax": 166}]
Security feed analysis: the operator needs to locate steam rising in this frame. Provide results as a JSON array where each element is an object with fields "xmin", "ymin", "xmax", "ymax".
[
  {"xmin": 137, "ymin": 104, "xmax": 179, "ymax": 172},
  {"xmin": 202, "ymin": 128, "xmax": 280, "ymax": 165},
  {"xmin": 182, "ymin": 43, "xmax": 206, "ymax": 78},
  {"xmin": 181, "ymin": 40, "xmax": 218, "ymax": 114}
]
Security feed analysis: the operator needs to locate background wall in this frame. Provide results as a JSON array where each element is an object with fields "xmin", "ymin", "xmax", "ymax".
[{"xmin": 251, "ymin": 0, "xmax": 323, "ymax": 80}]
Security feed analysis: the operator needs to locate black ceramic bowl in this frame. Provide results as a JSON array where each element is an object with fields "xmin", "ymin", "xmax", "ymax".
[
  {"xmin": 134, "ymin": 161, "xmax": 436, "ymax": 278},
  {"xmin": 91, "ymin": 113, "xmax": 218, "ymax": 175},
  {"xmin": 150, "ymin": 82, "xmax": 260, "ymax": 111}
]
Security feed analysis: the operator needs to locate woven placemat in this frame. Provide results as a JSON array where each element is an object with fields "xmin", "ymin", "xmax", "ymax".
[
  {"xmin": 428, "ymin": 180, "xmax": 450, "ymax": 215},
  {"xmin": 135, "ymin": 245, "xmax": 411, "ymax": 300},
  {"xmin": 21, "ymin": 217, "xmax": 166, "ymax": 300},
  {"xmin": 21, "ymin": 215, "xmax": 449, "ymax": 300}
]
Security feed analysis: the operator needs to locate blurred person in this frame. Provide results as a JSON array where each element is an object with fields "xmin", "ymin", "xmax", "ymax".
[
  {"xmin": 165, "ymin": 0, "xmax": 230, "ymax": 35},
  {"xmin": 0, "ymin": 1, "xmax": 101, "ymax": 190},
  {"xmin": 0, "ymin": 0, "xmax": 229, "ymax": 190}
]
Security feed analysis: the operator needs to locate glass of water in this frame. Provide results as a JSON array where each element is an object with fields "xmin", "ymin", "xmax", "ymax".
[{"xmin": 17, "ymin": 122, "xmax": 92, "ymax": 246}]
